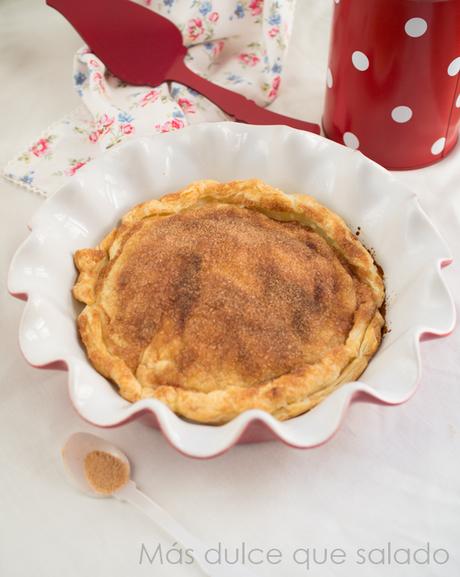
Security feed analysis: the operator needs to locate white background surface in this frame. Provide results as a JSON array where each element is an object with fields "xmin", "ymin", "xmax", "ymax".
[{"xmin": 1, "ymin": 1, "xmax": 459, "ymax": 576}]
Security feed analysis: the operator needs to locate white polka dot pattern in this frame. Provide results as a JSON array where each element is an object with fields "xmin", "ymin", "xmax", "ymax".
[
  {"xmin": 352, "ymin": 51, "xmax": 369, "ymax": 71},
  {"xmin": 322, "ymin": 0, "xmax": 460, "ymax": 169},
  {"xmin": 405, "ymin": 18, "xmax": 428, "ymax": 38},
  {"xmin": 447, "ymin": 57, "xmax": 460, "ymax": 77},
  {"xmin": 431, "ymin": 137, "xmax": 446, "ymax": 155},
  {"xmin": 391, "ymin": 106, "xmax": 413, "ymax": 123},
  {"xmin": 343, "ymin": 132, "xmax": 360, "ymax": 150}
]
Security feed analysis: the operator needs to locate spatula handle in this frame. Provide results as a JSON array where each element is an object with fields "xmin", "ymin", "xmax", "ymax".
[
  {"xmin": 116, "ymin": 481, "xmax": 259, "ymax": 577},
  {"xmin": 169, "ymin": 60, "xmax": 320, "ymax": 134}
]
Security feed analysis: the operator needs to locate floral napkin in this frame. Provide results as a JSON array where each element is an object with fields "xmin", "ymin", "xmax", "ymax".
[{"xmin": 3, "ymin": 0, "xmax": 296, "ymax": 197}]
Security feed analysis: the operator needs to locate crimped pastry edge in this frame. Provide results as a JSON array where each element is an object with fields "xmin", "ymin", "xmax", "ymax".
[{"xmin": 73, "ymin": 179, "xmax": 385, "ymax": 424}]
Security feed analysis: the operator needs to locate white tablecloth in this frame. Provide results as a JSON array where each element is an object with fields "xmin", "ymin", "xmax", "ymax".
[{"xmin": 1, "ymin": 1, "xmax": 459, "ymax": 576}]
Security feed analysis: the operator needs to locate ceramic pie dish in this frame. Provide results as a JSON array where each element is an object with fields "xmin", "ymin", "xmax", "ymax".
[{"xmin": 8, "ymin": 122, "xmax": 455, "ymax": 458}]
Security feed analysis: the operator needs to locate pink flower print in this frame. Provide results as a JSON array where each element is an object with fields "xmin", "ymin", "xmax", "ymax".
[
  {"xmin": 154, "ymin": 121, "xmax": 166, "ymax": 133},
  {"xmin": 239, "ymin": 52, "xmax": 260, "ymax": 67},
  {"xmin": 121, "ymin": 123, "xmax": 134, "ymax": 135},
  {"xmin": 31, "ymin": 138, "xmax": 49, "ymax": 157},
  {"xmin": 95, "ymin": 113, "xmax": 115, "ymax": 137},
  {"xmin": 89, "ymin": 58, "xmax": 100, "ymax": 68},
  {"xmin": 268, "ymin": 75, "xmax": 281, "ymax": 99},
  {"xmin": 89, "ymin": 131, "xmax": 99, "ymax": 143},
  {"xmin": 249, "ymin": 0, "xmax": 263, "ymax": 16},
  {"xmin": 59, "ymin": 157, "xmax": 91, "ymax": 177},
  {"xmin": 171, "ymin": 118, "xmax": 184, "ymax": 130},
  {"xmin": 178, "ymin": 98, "xmax": 195, "ymax": 114},
  {"xmin": 155, "ymin": 118, "xmax": 185, "ymax": 133},
  {"xmin": 92, "ymin": 71, "xmax": 105, "ymax": 93},
  {"xmin": 140, "ymin": 89, "xmax": 160, "ymax": 107},
  {"xmin": 213, "ymin": 40, "xmax": 225, "ymax": 58},
  {"xmin": 187, "ymin": 18, "xmax": 204, "ymax": 41},
  {"xmin": 208, "ymin": 11, "xmax": 219, "ymax": 23},
  {"xmin": 68, "ymin": 161, "xmax": 87, "ymax": 176},
  {"xmin": 268, "ymin": 26, "xmax": 279, "ymax": 38},
  {"xmin": 99, "ymin": 113, "xmax": 114, "ymax": 128}
]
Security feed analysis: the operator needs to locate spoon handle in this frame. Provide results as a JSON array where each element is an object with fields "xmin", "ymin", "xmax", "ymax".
[
  {"xmin": 116, "ymin": 481, "xmax": 258, "ymax": 577},
  {"xmin": 168, "ymin": 59, "xmax": 320, "ymax": 134}
]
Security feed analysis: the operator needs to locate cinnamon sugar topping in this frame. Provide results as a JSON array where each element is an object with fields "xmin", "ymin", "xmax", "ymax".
[{"xmin": 84, "ymin": 450, "xmax": 129, "ymax": 494}]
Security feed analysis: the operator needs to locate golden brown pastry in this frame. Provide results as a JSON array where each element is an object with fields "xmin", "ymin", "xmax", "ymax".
[{"xmin": 73, "ymin": 179, "xmax": 384, "ymax": 424}]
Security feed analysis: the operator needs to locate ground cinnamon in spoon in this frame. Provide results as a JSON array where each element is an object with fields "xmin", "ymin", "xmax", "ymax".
[{"xmin": 84, "ymin": 450, "xmax": 130, "ymax": 494}]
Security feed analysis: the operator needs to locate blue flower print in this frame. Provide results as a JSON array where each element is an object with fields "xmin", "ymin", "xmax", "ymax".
[
  {"xmin": 199, "ymin": 1, "xmax": 212, "ymax": 16},
  {"xmin": 234, "ymin": 3, "xmax": 245, "ymax": 18},
  {"xmin": 268, "ymin": 13, "xmax": 281, "ymax": 26},
  {"xmin": 20, "ymin": 171, "xmax": 35, "ymax": 185},
  {"xmin": 117, "ymin": 111, "xmax": 133, "ymax": 123},
  {"xmin": 74, "ymin": 72, "xmax": 87, "ymax": 86},
  {"xmin": 227, "ymin": 73, "xmax": 245, "ymax": 84}
]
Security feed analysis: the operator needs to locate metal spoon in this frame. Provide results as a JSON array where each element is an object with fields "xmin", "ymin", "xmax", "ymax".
[{"xmin": 62, "ymin": 432, "xmax": 258, "ymax": 577}]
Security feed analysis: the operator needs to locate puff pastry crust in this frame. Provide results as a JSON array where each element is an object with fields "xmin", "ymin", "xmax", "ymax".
[{"xmin": 73, "ymin": 179, "xmax": 385, "ymax": 424}]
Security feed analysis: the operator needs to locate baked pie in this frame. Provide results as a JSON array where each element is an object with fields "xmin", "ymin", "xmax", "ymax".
[{"xmin": 73, "ymin": 179, "xmax": 385, "ymax": 424}]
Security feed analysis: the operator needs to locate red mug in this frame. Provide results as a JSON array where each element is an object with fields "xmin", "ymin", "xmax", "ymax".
[{"xmin": 323, "ymin": 0, "xmax": 460, "ymax": 170}]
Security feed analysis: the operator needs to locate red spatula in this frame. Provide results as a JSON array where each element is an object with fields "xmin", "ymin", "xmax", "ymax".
[{"xmin": 47, "ymin": 0, "xmax": 320, "ymax": 134}]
